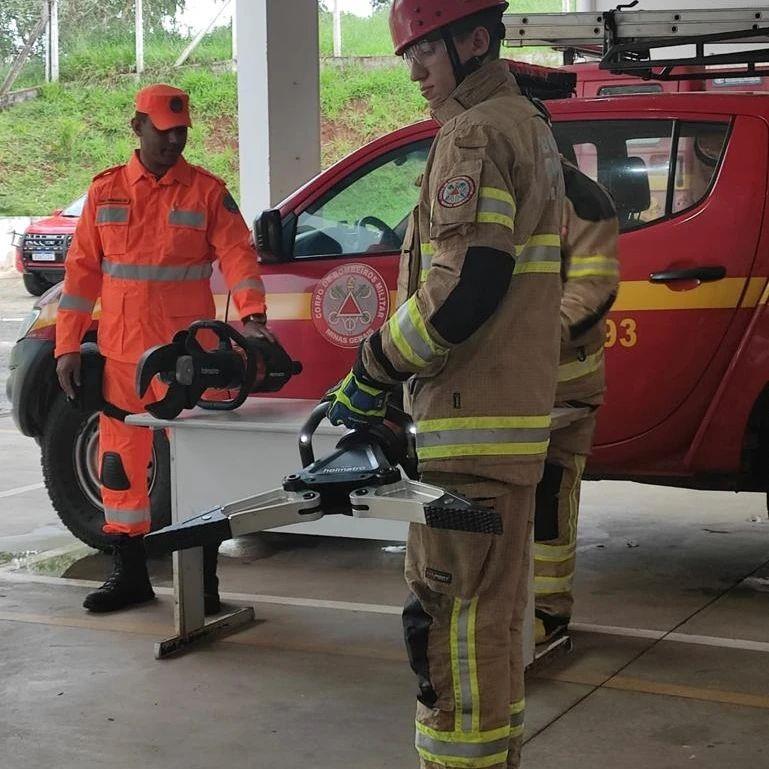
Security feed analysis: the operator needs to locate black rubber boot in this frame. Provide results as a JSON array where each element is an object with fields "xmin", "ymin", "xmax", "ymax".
[
  {"xmin": 83, "ymin": 536, "xmax": 155, "ymax": 613},
  {"xmin": 203, "ymin": 544, "xmax": 221, "ymax": 615}
]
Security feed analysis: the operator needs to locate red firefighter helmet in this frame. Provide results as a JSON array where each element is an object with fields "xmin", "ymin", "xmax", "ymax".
[{"xmin": 390, "ymin": 0, "xmax": 509, "ymax": 56}]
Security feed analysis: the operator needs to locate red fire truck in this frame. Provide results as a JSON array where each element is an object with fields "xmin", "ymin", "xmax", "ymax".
[{"xmin": 9, "ymin": 7, "xmax": 769, "ymax": 549}]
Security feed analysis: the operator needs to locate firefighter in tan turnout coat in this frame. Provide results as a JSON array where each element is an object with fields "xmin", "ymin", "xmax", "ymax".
[
  {"xmin": 534, "ymin": 158, "xmax": 620, "ymax": 643},
  {"xmin": 323, "ymin": 2, "xmax": 564, "ymax": 766}
]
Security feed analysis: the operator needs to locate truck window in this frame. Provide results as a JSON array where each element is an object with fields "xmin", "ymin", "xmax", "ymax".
[
  {"xmin": 553, "ymin": 120, "xmax": 674, "ymax": 232},
  {"xmin": 294, "ymin": 140, "xmax": 431, "ymax": 258},
  {"xmin": 671, "ymin": 122, "xmax": 729, "ymax": 214}
]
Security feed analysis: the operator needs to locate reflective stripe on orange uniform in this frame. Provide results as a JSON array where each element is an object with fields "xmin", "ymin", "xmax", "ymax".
[{"xmin": 55, "ymin": 151, "xmax": 266, "ymax": 363}]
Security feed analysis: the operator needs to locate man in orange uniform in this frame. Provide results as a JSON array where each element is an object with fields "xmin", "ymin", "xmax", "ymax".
[{"xmin": 55, "ymin": 84, "xmax": 271, "ymax": 614}]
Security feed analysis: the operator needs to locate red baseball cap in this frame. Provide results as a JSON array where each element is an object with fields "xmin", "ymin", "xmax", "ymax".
[{"xmin": 135, "ymin": 84, "xmax": 192, "ymax": 131}]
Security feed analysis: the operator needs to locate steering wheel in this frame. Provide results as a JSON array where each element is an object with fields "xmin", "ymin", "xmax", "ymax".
[{"xmin": 355, "ymin": 216, "xmax": 401, "ymax": 249}]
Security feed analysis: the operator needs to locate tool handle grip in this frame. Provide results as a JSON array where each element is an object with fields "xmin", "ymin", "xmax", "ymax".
[{"xmin": 298, "ymin": 401, "xmax": 412, "ymax": 468}]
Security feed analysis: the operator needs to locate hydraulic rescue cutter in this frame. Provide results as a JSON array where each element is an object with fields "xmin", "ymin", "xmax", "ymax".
[
  {"xmin": 136, "ymin": 319, "xmax": 302, "ymax": 419},
  {"xmin": 144, "ymin": 400, "xmax": 503, "ymax": 556}
]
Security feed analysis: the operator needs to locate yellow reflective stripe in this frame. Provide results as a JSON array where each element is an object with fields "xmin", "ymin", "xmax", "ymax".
[
  {"xmin": 534, "ymin": 542, "xmax": 576, "ymax": 563},
  {"xmin": 417, "ymin": 722, "xmax": 511, "ymax": 744},
  {"xmin": 468, "ymin": 596, "xmax": 480, "ymax": 733},
  {"xmin": 477, "ymin": 211, "xmax": 514, "ymax": 229},
  {"xmin": 558, "ymin": 349, "xmax": 603, "ymax": 383},
  {"xmin": 415, "ymin": 746, "xmax": 509, "ymax": 769},
  {"xmin": 389, "ymin": 309, "xmax": 428, "ymax": 368},
  {"xmin": 514, "ymin": 261, "xmax": 561, "ymax": 275},
  {"xmin": 535, "ymin": 574, "xmax": 574, "ymax": 595},
  {"xmin": 480, "ymin": 186, "xmax": 515, "ymax": 207},
  {"xmin": 421, "ymin": 242, "xmax": 435, "ymax": 256},
  {"xmin": 418, "ymin": 441, "xmax": 549, "ymax": 459},
  {"xmin": 389, "ymin": 297, "xmax": 447, "ymax": 370},
  {"xmin": 568, "ymin": 255, "xmax": 619, "ymax": 280},
  {"xmin": 516, "ymin": 234, "xmax": 560, "ymax": 253},
  {"xmin": 415, "ymin": 720, "xmax": 511, "ymax": 769},
  {"xmin": 420, "ymin": 268, "xmax": 430, "ymax": 284},
  {"xmin": 509, "ymin": 723, "xmax": 525, "ymax": 739},
  {"xmin": 509, "ymin": 699, "xmax": 526, "ymax": 716},
  {"xmin": 418, "ymin": 416, "xmax": 551, "ymax": 431},
  {"xmin": 451, "ymin": 599, "xmax": 463, "ymax": 732}
]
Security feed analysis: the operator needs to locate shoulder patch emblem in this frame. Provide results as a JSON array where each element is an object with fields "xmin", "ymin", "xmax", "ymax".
[
  {"xmin": 437, "ymin": 176, "xmax": 476, "ymax": 209},
  {"xmin": 223, "ymin": 191, "xmax": 240, "ymax": 214}
]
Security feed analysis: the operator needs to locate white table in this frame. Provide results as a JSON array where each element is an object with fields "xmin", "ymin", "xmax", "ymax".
[{"xmin": 129, "ymin": 400, "xmax": 589, "ymax": 659}]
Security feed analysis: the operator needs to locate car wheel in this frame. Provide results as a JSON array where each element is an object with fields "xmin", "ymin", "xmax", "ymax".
[
  {"xmin": 22, "ymin": 272, "xmax": 52, "ymax": 297},
  {"xmin": 41, "ymin": 394, "xmax": 171, "ymax": 551}
]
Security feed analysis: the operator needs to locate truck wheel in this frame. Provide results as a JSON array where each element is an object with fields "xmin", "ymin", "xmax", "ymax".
[
  {"xmin": 41, "ymin": 394, "xmax": 171, "ymax": 551},
  {"xmin": 22, "ymin": 272, "xmax": 52, "ymax": 297}
]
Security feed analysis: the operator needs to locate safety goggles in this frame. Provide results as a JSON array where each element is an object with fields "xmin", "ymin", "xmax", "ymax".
[{"xmin": 401, "ymin": 37, "xmax": 447, "ymax": 68}]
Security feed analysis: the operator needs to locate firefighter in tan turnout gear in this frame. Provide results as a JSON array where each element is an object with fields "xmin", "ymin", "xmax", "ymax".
[
  {"xmin": 323, "ymin": 2, "xmax": 564, "ymax": 766},
  {"xmin": 534, "ymin": 158, "xmax": 620, "ymax": 644}
]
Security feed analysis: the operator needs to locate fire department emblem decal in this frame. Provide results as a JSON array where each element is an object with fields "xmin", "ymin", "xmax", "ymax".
[
  {"xmin": 438, "ymin": 175, "xmax": 476, "ymax": 208},
  {"xmin": 312, "ymin": 264, "xmax": 390, "ymax": 348}
]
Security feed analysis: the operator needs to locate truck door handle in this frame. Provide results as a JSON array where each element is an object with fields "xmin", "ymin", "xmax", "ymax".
[{"xmin": 649, "ymin": 266, "xmax": 727, "ymax": 284}]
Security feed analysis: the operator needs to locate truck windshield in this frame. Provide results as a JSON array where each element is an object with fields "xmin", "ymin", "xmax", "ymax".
[{"xmin": 62, "ymin": 194, "xmax": 86, "ymax": 217}]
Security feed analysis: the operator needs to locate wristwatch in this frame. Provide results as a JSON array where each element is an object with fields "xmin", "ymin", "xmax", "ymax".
[{"xmin": 242, "ymin": 312, "xmax": 267, "ymax": 325}]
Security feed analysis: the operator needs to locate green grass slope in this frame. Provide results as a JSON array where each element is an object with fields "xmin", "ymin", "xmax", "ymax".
[{"xmin": 0, "ymin": 2, "xmax": 564, "ymax": 216}]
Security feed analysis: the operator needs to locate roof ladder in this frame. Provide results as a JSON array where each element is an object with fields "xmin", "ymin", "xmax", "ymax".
[{"xmin": 503, "ymin": 3, "xmax": 769, "ymax": 80}]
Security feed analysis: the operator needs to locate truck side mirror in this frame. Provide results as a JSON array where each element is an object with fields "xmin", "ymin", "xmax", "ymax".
[{"xmin": 254, "ymin": 209, "xmax": 285, "ymax": 263}]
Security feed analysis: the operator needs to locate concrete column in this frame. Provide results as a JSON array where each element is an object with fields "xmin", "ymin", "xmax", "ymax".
[
  {"xmin": 135, "ymin": 0, "xmax": 144, "ymax": 75},
  {"xmin": 235, "ymin": 0, "xmax": 321, "ymax": 225},
  {"xmin": 50, "ymin": 0, "xmax": 59, "ymax": 82}
]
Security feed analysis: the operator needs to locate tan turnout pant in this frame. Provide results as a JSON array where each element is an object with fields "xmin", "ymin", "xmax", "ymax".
[
  {"xmin": 533, "ymin": 412, "xmax": 597, "ymax": 621},
  {"xmin": 403, "ymin": 473, "xmax": 535, "ymax": 769}
]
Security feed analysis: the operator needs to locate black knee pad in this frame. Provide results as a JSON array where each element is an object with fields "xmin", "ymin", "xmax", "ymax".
[
  {"xmin": 403, "ymin": 593, "xmax": 437, "ymax": 708},
  {"xmin": 100, "ymin": 452, "xmax": 130, "ymax": 491},
  {"xmin": 535, "ymin": 462, "xmax": 564, "ymax": 542}
]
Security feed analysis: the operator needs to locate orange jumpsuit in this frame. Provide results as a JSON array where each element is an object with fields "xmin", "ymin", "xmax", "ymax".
[{"xmin": 55, "ymin": 151, "xmax": 266, "ymax": 536}]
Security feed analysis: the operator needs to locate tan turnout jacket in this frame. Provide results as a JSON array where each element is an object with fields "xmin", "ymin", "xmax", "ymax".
[
  {"xmin": 557, "ymin": 159, "xmax": 620, "ymax": 406},
  {"xmin": 361, "ymin": 61, "xmax": 565, "ymax": 485}
]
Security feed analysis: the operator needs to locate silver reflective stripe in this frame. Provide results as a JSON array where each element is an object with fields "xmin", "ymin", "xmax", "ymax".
[
  {"xmin": 478, "ymin": 196, "xmax": 516, "ymax": 219},
  {"xmin": 517, "ymin": 244, "xmax": 561, "ymax": 265},
  {"xmin": 415, "ymin": 731, "xmax": 510, "ymax": 760},
  {"xmin": 59, "ymin": 293, "xmax": 95, "ymax": 313},
  {"xmin": 421, "ymin": 242, "xmax": 434, "ymax": 273},
  {"xmin": 102, "ymin": 260, "xmax": 212, "ymax": 282},
  {"xmin": 417, "ymin": 426, "xmax": 550, "ymax": 450},
  {"xmin": 455, "ymin": 598, "xmax": 474, "ymax": 731},
  {"xmin": 96, "ymin": 206, "xmax": 129, "ymax": 224},
  {"xmin": 103, "ymin": 507, "xmax": 150, "ymax": 525},
  {"xmin": 510, "ymin": 709, "xmax": 525, "ymax": 730},
  {"xmin": 392, "ymin": 302, "xmax": 436, "ymax": 366},
  {"xmin": 168, "ymin": 209, "xmax": 206, "ymax": 228},
  {"xmin": 231, "ymin": 278, "xmax": 265, "ymax": 294}
]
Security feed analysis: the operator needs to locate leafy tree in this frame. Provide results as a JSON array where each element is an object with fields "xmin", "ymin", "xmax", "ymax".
[{"xmin": 371, "ymin": 0, "xmax": 391, "ymax": 9}]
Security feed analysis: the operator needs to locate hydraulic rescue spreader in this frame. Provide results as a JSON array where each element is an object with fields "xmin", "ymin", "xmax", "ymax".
[{"xmin": 136, "ymin": 322, "xmax": 503, "ymax": 557}]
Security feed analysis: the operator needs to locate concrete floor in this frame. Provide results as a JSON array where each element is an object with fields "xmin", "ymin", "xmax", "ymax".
[{"xmin": 3, "ymin": 264, "xmax": 769, "ymax": 767}]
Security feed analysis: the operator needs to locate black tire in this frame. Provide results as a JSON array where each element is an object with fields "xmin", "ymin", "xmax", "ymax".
[
  {"xmin": 41, "ymin": 394, "xmax": 171, "ymax": 551},
  {"xmin": 22, "ymin": 272, "xmax": 52, "ymax": 297}
]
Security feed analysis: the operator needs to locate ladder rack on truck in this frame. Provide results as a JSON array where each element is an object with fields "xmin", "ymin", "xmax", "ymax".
[{"xmin": 503, "ymin": 3, "xmax": 769, "ymax": 81}]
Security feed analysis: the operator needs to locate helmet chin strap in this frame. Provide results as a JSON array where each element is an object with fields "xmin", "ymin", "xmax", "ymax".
[{"xmin": 440, "ymin": 27, "xmax": 483, "ymax": 88}]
